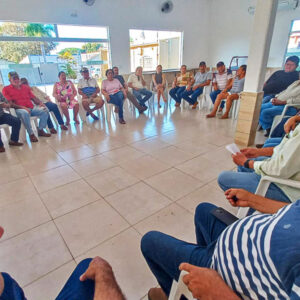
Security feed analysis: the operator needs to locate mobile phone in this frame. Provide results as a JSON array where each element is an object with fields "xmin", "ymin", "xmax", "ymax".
[{"xmin": 210, "ymin": 207, "xmax": 238, "ymax": 226}]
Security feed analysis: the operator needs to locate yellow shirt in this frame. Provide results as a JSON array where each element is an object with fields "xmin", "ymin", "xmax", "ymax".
[{"xmin": 177, "ymin": 72, "xmax": 193, "ymax": 87}]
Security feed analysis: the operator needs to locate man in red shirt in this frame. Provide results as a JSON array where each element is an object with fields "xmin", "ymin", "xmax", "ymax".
[{"xmin": 2, "ymin": 72, "xmax": 51, "ymax": 142}]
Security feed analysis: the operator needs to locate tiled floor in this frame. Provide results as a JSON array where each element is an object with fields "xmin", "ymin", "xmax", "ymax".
[{"xmin": 0, "ymin": 102, "xmax": 261, "ymax": 299}]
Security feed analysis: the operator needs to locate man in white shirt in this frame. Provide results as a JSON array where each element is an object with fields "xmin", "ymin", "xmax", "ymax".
[{"xmin": 78, "ymin": 67, "xmax": 104, "ymax": 121}]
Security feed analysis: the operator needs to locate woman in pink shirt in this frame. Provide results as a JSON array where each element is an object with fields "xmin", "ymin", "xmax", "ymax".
[{"xmin": 101, "ymin": 69, "xmax": 126, "ymax": 124}]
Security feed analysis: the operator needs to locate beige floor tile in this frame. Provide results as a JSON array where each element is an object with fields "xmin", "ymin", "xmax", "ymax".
[
  {"xmin": 120, "ymin": 155, "xmax": 170, "ymax": 180},
  {"xmin": 177, "ymin": 183, "xmax": 238, "ymax": 215},
  {"xmin": 23, "ymin": 261, "xmax": 76, "ymax": 300},
  {"xmin": 103, "ymin": 145, "xmax": 144, "ymax": 164},
  {"xmin": 145, "ymin": 168, "xmax": 203, "ymax": 201},
  {"xmin": 131, "ymin": 137, "xmax": 171, "ymax": 154},
  {"xmin": 41, "ymin": 179, "xmax": 101, "ymax": 218},
  {"xmin": 55, "ymin": 200, "xmax": 130, "ymax": 257},
  {"xmin": 0, "ymin": 149, "xmax": 21, "ymax": 167},
  {"xmin": 134, "ymin": 203, "xmax": 196, "ymax": 243},
  {"xmin": 86, "ymin": 166, "xmax": 139, "ymax": 197},
  {"xmin": 88, "ymin": 136, "xmax": 125, "ymax": 154},
  {"xmin": 0, "ymin": 163, "xmax": 27, "ymax": 185},
  {"xmin": 105, "ymin": 182, "xmax": 171, "ymax": 225},
  {"xmin": 174, "ymin": 139, "xmax": 219, "ymax": 156},
  {"xmin": 158, "ymin": 131, "xmax": 191, "ymax": 145},
  {"xmin": 30, "ymin": 165, "xmax": 81, "ymax": 193},
  {"xmin": 176, "ymin": 156, "xmax": 230, "ymax": 184},
  {"xmin": 76, "ymin": 228, "xmax": 157, "ymax": 300},
  {"xmin": 70, "ymin": 154, "xmax": 116, "ymax": 177},
  {"xmin": 150, "ymin": 145, "xmax": 196, "ymax": 166},
  {"xmin": 58, "ymin": 145, "xmax": 97, "ymax": 163},
  {"xmin": 0, "ymin": 177, "xmax": 38, "ymax": 208},
  {"xmin": 0, "ymin": 194, "xmax": 51, "ymax": 241},
  {"xmin": 0, "ymin": 222, "xmax": 72, "ymax": 286}
]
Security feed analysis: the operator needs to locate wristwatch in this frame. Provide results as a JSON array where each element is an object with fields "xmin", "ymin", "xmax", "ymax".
[{"xmin": 243, "ymin": 159, "xmax": 251, "ymax": 169}]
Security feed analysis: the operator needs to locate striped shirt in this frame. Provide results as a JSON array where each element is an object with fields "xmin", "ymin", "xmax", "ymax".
[
  {"xmin": 213, "ymin": 72, "xmax": 233, "ymax": 90},
  {"xmin": 211, "ymin": 201, "xmax": 300, "ymax": 299}
]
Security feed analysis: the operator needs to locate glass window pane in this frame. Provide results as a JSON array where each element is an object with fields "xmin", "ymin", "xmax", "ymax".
[
  {"xmin": 285, "ymin": 20, "xmax": 300, "ymax": 71},
  {"xmin": 57, "ymin": 25, "xmax": 108, "ymax": 39}
]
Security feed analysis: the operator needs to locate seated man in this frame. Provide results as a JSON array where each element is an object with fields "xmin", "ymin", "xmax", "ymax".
[
  {"xmin": 0, "ymin": 227, "xmax": 125, "ymax": 300},
  {"xmin": 77, "ymin": 67, "xmax": 104, "ymax": 121},
  {"xmin": 218, "ymin": 121, "xmax": 300, "ymax": 204},
  {"xmin": 259, "ymin": 79, "xmax": 300, "ymax": 137},
  {"xmin": 209, "ymin": 61, "xmax": 233, "ymax": 113},
  {"xmin": 2, "ymin": 72, "xmax": 51, "ymax": 142},
  {"xmin": 20, "ymin": 78, "xmax": 68, "ymax": 133},
  {"xmin": 182, "ymin": 61, "xmax": 212, "ymax": 109},
  {"xmin": 262, "ymin": 55, "xmax": 299, "ymax": 104},
  {"xmin": 169, "ymin": 65, "xmax": 194, "ymax": 107},
  {"xmin": 113, "ymin": 66, "xmax": 147, "ymax": 113},
  {"xmin": 207, "ymin": 65, "xmax": 246, "ymax": 119},
  {"xmin": 0, "ymin": 92, "xmax": 23, "ymax": 152},
  {"xmin": 142, "ymin": 189, "xmax": 299, "ymax": 299}
]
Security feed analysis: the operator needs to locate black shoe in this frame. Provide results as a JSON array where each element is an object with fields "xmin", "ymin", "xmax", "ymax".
[
  {"xmin": 264, "ymin": 128, "xmax": 271, "ymax": 137},
  {"xmin": 257, "ymin": 125, "xmax": 263, "ymax": 131},
  {"xmin": 86, "ymin": 112, "xmax": 90, "ymax": 116}
]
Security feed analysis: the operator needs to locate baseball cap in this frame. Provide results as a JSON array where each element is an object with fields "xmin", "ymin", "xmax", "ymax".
[
  {"xmin": 8, "ymin": 71, "xmax": 19, "ymax": 79},
  {"xmin": 80, "ymin": 67, "xmax": 89, "ymax": 73},
  {"xmin": 216, "ymin": 61, "xmax": 225, "ymax": 68}
]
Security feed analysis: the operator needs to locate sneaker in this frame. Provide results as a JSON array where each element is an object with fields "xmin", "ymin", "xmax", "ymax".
[
  {"xmin": 192, "ymin": 101, "xmax": 199, "ymax": 109},
  {"xmin": 30, "ymin": 134, "xmax": 38, "ymax": 142},
  {"xmin": 50, "ymin": 128, "xmax": 57, "ymax": 134},
  {"xmin": 9, "ymin": 141, "xmax": 23, "ymax": 147},
  {"xmin": 38, "ymin": 130, "xmax": 51, "ymax": 137},
  {"xmin": 0, "ymin": 146, "xmax": 5, "ymax": 153}
]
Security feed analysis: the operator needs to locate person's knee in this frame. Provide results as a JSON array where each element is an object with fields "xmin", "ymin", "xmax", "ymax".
[
  {"xmin": 194, "ymin": 203, "xmax": 216, "ymax": 225},
  {"xmin": 141, "ymin": 231, "xmax": 161, "ymax": 257},
  {"xmin": 217, "ymin": 171, "xmax": 233, "ymax": 190},
  {"xmin": 60, "ymin": 103, "xmax": 68, "ymax": 110}
]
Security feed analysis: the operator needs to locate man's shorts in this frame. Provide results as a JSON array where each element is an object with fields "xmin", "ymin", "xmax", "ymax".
[{"xmin": 82, "ymin": 96, "xmax": 103, "ymax": 104}]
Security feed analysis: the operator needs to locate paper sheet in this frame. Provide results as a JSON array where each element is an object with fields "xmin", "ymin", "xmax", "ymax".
[{"xmin": 225, "ymin": 143, "xmax": 240, "ymax": 154}]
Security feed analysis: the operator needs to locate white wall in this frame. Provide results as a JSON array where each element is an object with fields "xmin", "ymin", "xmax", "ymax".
[
  {"xmin": 208, "ymin": 0, "xmax": 300, "ymax": 68},
  {"xmin": 0, "ymin": 0, "xmax": 210, "ymax": 73}
]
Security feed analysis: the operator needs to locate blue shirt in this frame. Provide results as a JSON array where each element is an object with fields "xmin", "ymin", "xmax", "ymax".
[{"xmin": 211, "ymin": 201, "xmax": 300, "ymax": 299}]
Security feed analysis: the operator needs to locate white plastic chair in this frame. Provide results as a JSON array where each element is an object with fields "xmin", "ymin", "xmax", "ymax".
[
  {"xmin": 0, "ymin": 124, "xmax": 11, "ymax": 141},
  {"xmin": 199, "ymin": 84, "xmax": 213, "ymax": 110},
  {"xmin": 237, "ymin": 175, "xmax": 300, "ymax": 218},
  {"xmin": 269, "ymin": 103, "xmax": 300, "ymax": 136},
  {"xmin": 169, "ymin": 271, "xmax": 194, "ymax": 300}
]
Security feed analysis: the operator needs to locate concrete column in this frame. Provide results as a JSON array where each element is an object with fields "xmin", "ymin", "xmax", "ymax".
[{"xmin": 234, "ymin": 0, "xmax": 278, "ymax": 146}]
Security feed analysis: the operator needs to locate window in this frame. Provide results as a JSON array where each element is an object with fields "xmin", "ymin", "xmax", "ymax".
[
  {"xmin": 129, "ymin": 29, "xmax": 183, "ymax": 72},
  {"xmin": 0, "ymin": 21, "xmax": 110, "ymax": 94},
  {"xmin": 285, "ymin": 20, "xmax": 300, "ymax": 71}
]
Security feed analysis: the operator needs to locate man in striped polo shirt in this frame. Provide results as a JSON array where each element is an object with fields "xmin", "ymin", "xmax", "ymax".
[{"xmin": 142, "ymin": 189, "xmax": 300, "ymax": 300}]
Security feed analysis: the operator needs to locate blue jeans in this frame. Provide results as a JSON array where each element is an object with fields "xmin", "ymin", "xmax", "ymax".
[
  {"xmin": 141, "ymin": 203, "xmax": 226, "ymax": 296},
  {"xmin": 169, "ymin": 86, "xmax": 186, "ymax": 104},
  {"xmin": 109, "ymin": 91, "xmax": 124, "ymax": 119},
  {"xmin": 270, "ymin": 117, "xmax": 290, "ymax": 138},
  {"xmin": 210, "ymin": 89, "xmax": 224, "ymax": 109},
  {"xmin": 218, "ymin": 171, "xmax": 291, "ymax": 203},
  {"xmin": 56, "ymin": 259, "xmax": 94, "ymax": 300},
  {"xmin": 0, "ymin": 113, "xmax": 21, "ymax": 146},
  {"xmin": 132, "ymin": 88, "xmax": 152, "ymax": 106},
  {"xmin": 262, "ymin": 94, "xmax": 275, "ymax": 104},
  {"xmin": 15, "ymin": 107, "xmax": 49, "ymax": 135},
  {"xmin": 263, "ymin": 137, "xmax": 282, "ymax": 148},
  {"xmin": 182, "ymin": 87, "xmax": 203, "ymax": 105},
  {"xmin": 259, "ymin": 102, "xmax": 297, "ymax": 130},
  {"xmin": 45, "ymin": 101, "xmax": 64, "ymax": 128}
]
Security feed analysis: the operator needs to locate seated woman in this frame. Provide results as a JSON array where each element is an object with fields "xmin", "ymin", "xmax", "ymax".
[
  {"xmin": 142, "ymin": 189, "xmax": 298, "ymax": 300},
  {"xmin": 206, "ymin": 65, "xmax": 246, "ymax": 119},
  {"xmin": 152, "ymin": 65, "xmax": 167, "ymax": 108},
  {"xmin": 127, "ymin": 66, "xmax": 152, "ymax": 109},
  {"xmin": 20, "ymin": 78, "xmax": 67, "ymax": 133},
  {"xmin": 53, "ymin": 71, "xmax": 79, "ymax": 125},
  {"xmin": 101, "ymin": 69, "xmax": 126, "ymax": 124},
  {"xmin": 259, "ymin": 79, "xmax": 300, "ymax": 137},
  {"xmin": 169, "ymin": 65, "xmax": 194, "ymax": 107}
]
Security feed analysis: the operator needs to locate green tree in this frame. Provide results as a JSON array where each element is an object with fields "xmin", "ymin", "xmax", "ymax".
[
  {"xmin": 81, "ymin": 43, "xmax": 103, "ymax": 53},
  {"xmin": 59, "ymin": 51, "xmax": 77, "ymax": 79},
  {"xmin": 0, "ymin": 23, "xmax": 56, "ymax": 63},
  {"xmin": 59, "ymin": 48, "xmax": 82, "ymax": 55}
]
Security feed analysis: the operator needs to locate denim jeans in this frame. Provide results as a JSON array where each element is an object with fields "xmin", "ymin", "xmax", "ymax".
[
  {"xmin": 270, "ymin": 116, "xmax": 290, "ymax": 138},
  {"xmin": 263, "ymin": 137, "xmax": 282, "ymax": 148},
  {"xmin": 109, "ymin": 91, "xmax": 124, "ymax": 119},
  {"xmin": 141, "ymin": 203, "xmax": 226, "ymax": 296},
  {"xmin": 209, "ymin": 89, "xmax": 224, "ymax": 108},
  {"xmin": 132, "ymin": 88, "xmax": 152, "ymax": 106},
  {"xmin": 169, "ymin": 86, "xmax": 186, "ymax": 104},
  {"xmin": 262, "ymin": 94, "xmax": 275, "ymax": 104},
  {"xmin": 15, "ymin": 106, "xmax": 49, "ymax": 135},
  {"xmin": 259, "ymin": 102, "xmax": 297, "ymax": 130},
  {"xmin": 0, "ymin": 113, "xmax": 21, "ymax": 146},
  {"xmin": 218, "ymin": 171, "xmax": 291, "ymax": 203},
  {"xmin": 45, "ymin": 101, "xmax": 64, "ymax": 128},
  {"xmin": 182, "ymin": 87, "xmax": 203, "ymax": 105}
]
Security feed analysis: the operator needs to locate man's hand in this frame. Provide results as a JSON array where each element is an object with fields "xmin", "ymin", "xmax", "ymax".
[
  {"xmin": 186, "ymin": 85, "xmax": 192, "ymax": 91},
  {"xmin": 192, "ymin": 85, "xmax": 198, "ymax": 91},
  {"xmin": 272, "ymin": 98, "xmax": 286, "ymax": 106},
  {"xmin": 284, "ymin": 115, "xmax": 299, "ymax": 133},
  {"xmin": 0, "ymin": 102, "xmax": 10, "ymax": 109},
  {"xmin": 105, "ymin": 95, "xmax": 110, "ymax": 102},
  {"xmin": 232, "ymin": 152, "xmax": 247, "ymax": 166},
  {"xmin": 80, "ymin": 257, "xmax": 113, "ymax": 282},
  {"xmin": 225, "ymin": 188, "xmax": 253, "ymax": 207},
  {"xmin": 82, "ymin": 94, "xmax": 88, "ymax": 99},
  {"xmin": 179, "ymin": 263, "xmax": 239, "ymax": 300},
  {"xmin": 91, "ymin": 93, "xmax": 98, "ymax": 98},
  {"xmin": 240, "ymin": 148, "xmax": 259, "ymax": 158},
  {"xmin": 22, "ymin": 106, "xmax": 31, "ymax": 113}
]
